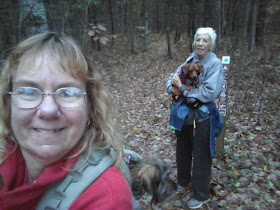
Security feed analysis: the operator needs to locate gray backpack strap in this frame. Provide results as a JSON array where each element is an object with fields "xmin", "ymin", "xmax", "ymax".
[{"xmin": 36, "ymin": 147, "xmax": 113, "ymax": 210}]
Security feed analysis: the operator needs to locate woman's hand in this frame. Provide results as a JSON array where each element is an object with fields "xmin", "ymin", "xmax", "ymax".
[
  {"xmin": 171, "ymin": 87, "xmax": 183, "ymax": 96},
  {"xmin": 172, "ymin": 74, "xmax": 182, "ymax": 88}
]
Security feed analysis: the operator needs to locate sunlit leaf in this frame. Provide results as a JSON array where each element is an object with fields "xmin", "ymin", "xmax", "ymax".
[
  {"xmin": 88, "ymin": 30, "xmax": 95, "ymax": 37},
  {"xmin": 100, "ymin": 36, "xmax": 110, "ymax": 45}
]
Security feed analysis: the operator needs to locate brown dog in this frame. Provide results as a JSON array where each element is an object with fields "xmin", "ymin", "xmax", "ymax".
[
  {"xmin": 126, "ymin": 155, "xmax": 177, "ymax": 208},
  {"xmin": 181, "ymin": 63, "xmax": 204, "ymax": 87},
  {"xmin": 171, "ymin": 63, "xmax": 204, "ymax": 103}
]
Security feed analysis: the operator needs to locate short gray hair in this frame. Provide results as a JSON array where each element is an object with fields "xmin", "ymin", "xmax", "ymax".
[{"xmin": 193, "ymin": 27, "xmax": 217, "ymax": 50}]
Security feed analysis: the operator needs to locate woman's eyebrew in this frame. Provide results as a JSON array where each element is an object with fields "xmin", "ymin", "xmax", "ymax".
[{"xmin": 8, "ymin": 87, "xmax": 87, "ymax": 109}]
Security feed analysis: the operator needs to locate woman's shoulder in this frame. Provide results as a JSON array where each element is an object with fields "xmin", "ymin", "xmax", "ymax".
[
  {"xmin": 98, "ymin": 167, "xmax": 130, "ymax": 187},
  {"xmin": 70, "ymin": 167, "xmax": 133, "ymax": 209},
  {"xmin": 202, "ymin": 52, "xmax": 222, "ymax": 68},
  {"xmin": 207, "ymin": 52, "xmax": 221, "ymax": 62}
]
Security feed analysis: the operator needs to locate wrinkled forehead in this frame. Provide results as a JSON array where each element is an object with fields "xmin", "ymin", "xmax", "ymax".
[
  {"xmin": 14, "ymin": 48, "xmax": 87, "ymax": 80},
  {"xmin": 196, "ymin": 34, "xmax": 211, "ymax": 41},
  {"xmin": 16, "ymin": 50, "xmax": 54, "ymax": 75}
]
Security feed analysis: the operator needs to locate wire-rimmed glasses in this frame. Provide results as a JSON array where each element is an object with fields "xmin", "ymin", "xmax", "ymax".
[{"xmin": 8, "ymin": 87, "xmax": 87, "ymax": 109}]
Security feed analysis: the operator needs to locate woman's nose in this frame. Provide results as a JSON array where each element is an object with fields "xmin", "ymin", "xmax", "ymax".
[{"xmin": 36, "ymin": 95, "xmax": 61, "ymax": 119}]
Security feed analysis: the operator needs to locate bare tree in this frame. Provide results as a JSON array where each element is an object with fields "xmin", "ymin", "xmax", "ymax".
[
  {"xmin": 127, "ymin": 0, "xmax": 135, "ymax": 53},
  {"xmin": 174, "ymin": 0, "xmax": 184, "ymax": 44},
  {"xmin": 82, "ymin": 0, "xmax": 92, "ymax": 49},
  {"xmin": 107, "ymin": 0, "xmax": 115, "ymax": 47},
  {"xmin": 166, "ymin": 0, "xmax": 172, "ymax": 59},
  {"xmin": 249, "ymin": 0, "xmax": 259, "ymax": 50}
]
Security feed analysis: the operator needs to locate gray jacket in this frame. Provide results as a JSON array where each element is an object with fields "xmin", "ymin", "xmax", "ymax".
[{"xmin": 166, "ymin": 51, "xmax": 224, "ymax": 103}]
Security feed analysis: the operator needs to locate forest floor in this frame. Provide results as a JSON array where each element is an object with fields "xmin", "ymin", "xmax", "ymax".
[{"xmin": 89, "ymin": 33, "xmax": 280, "ymax": 209}]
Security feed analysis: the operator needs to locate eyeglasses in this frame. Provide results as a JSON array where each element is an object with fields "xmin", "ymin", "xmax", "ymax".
[{"xmin": 8, "ymin": 87, "xmax": 87, "ymax": 109}]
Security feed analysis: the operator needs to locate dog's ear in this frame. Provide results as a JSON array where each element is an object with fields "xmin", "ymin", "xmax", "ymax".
[
  {"xmin": 181, "ymin": 64, "xmax": 189, "ymax": 74},
  {"xmin": 198, "ymin": 63, "xmax": 204, "ymax": 72}
]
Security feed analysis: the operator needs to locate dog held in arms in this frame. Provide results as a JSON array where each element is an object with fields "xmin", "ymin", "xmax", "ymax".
[
  {"xmin": 171, "ymin": 63, "xmax": 204, "ymax": 104},
  {"xmin": 123, "ymin": 149, "xmax": 177, "ymax": 208}
]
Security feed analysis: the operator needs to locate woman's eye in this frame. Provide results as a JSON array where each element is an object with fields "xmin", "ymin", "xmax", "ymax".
[
  {"xmin": 62, "ymin": 90, "xmax": 75, "ymax": 97},
  {"xmin": 20, "ymin": 88, "xmax": 37, "ymax": 96},
  {"xmin": 59, "ymin": 88, "xmax": 81, "ymax": 98}
]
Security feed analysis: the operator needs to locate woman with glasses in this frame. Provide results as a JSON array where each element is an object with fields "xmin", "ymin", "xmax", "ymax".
[{"xmin": 0, "ymin": 33, "xmax": 132, "ymax": 209}]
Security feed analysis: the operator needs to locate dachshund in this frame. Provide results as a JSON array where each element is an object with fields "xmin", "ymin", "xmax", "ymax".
[
  {"xmin": 171, "ymin": 63, "xmax": 204, "ymax": 104},
  {"xmin": 181, "ymin": 63, "xmax": 204, "ymax": 88},
  {"xmin": 123, "ymin": 149, "xmax": 177, "ymax": 208}
]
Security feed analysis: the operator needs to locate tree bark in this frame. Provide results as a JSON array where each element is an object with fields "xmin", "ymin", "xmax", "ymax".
[
  {"xmin": 155, "ymin": 0, "xmax": 160, "ymax": 33},
  {"xmin": 127, "ymin": 0, "xmax": 135, "ymax": 53},
  {"xmin": 82, "ymin": 0, "xmax": 91, "ymax": 49},
  {"xmin": 249, "ymin": 0, "xmax": 259, "ymax": 50},
  {"xmin": 256, "ymin": 0, "xmax": 269, "ymax": 46},
  {"xmin": 108, "ymin": 0, "xmax": 115, "ymax": 47},
  {"xmin": 19, "ymin": 0, "xmax": 48, "ymax": 39},
  {"xmin": 166, "ymin": 0, "xmax": 172, "ymax": 59},
  {"xmin": 174, "ymin": 0, "xmax": 184, "ymax": 44}
]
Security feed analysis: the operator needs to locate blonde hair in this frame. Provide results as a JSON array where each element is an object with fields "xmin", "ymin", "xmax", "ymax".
[
  {"xmin": 193, "ymin": 27, "xmax": 217, "ymax": 50},
  {"xmin": 0, "ymin": 32, "xmax": 123, "ymax": 167}
]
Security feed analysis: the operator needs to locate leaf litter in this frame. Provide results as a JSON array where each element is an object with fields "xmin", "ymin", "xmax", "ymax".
[{"xmin": 90, "ymin": 34, "xmax": 280, "ymax": 209}]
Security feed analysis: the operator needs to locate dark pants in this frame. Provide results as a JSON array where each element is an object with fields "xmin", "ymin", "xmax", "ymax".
[{"xmin": 175, "ymin": 119, "xmax": 212, "ymax": 201}]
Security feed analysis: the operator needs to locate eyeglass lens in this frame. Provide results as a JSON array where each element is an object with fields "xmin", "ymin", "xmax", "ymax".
[{"xmin": 10, "ymin": 87, "xmax": 86, "ymax": 109}]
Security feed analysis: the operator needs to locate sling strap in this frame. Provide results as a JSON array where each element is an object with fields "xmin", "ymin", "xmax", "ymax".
[
  {"xmin": 36, "ymin": 147, "xmax": 142, "ymax": 210},
  {"xmin": 36, "ymin": 147, "xmax": 113, "ymax": 210}
]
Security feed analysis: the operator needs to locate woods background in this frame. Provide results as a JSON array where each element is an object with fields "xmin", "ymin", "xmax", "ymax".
[
  {"xmin": 0, "ymin": 0, "xmax": 279, "ymax": 57},
  {"xmin": 0, "ymin": 1, "xmax": 280, "ymax": 209}
]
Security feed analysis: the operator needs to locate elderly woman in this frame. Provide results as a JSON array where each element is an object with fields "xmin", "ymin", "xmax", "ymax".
[
  {"xmin": 0, "ymin": 32, "xmax": 132, "ymax": 209},
  {"xmin": 166, "ymin": 27, "xmax": 224, "ymax": 209}
]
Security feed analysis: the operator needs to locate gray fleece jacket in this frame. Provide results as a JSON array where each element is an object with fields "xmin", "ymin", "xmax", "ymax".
[{"xmin": 166, "ymin": 51, "xmax": 224, "ymax": 103}]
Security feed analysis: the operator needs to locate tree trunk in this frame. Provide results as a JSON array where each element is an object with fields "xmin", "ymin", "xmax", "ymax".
[
  {"xmin": 82, "ymin": 0, "xmax": 91, "ymax": 49},
  {"xmin": 143, "ymin": 1, "xmax": 149, "ymax": 48},
  {"xmin": 256, "ymin": 0, "xmax": 269, "ymax": 46},
  {"xmin": 127, "ymin": 0, "xmax": 135, "ymax": 53},
  {"xmin": 249, "ymin": 0, "xmax": 259, "ymax": 50},
  {"xmin": 19, "ymin": 0, "xmax": 48, "ymax": 39},
  {"xmin": 124, "ymin": 0, "xmax": 128, "ymax": 34},
  {"xmin": 59, "ymin": 0, "xmax": 64, "ymax": 32},
  {"xmin": 187, "ymin": 0, "xmax": 195, "ymax": 52},
  {"xmin": 0, "ymin": 0, "xmax": 19, "ymax": 59},
  {"xmin": 166, "ymin": 0, "xmax": 172, "ymax": 59},
  {"xmin": 174, "ymin": 1, "xmax": 183, "ymax": 44},
  {"xmin": 155, "ymin": 1, "xmax": 160, "ymax": 33},
  {"xmin": 108, "ymin": 0, "xmax": 115, "ymax": 47},
  {"xmin": 243, "ymin": 0, "xmax": 250, "ymax": 43}
]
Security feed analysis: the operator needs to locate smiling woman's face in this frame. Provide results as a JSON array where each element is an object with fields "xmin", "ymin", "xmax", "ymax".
[
  {"xmin": 11, "ymin": 51, "xmax": 89, "ymax": 163},
  {"xmin": 194, "ymin": 34, "xmax": 212, "ymax": 60}
]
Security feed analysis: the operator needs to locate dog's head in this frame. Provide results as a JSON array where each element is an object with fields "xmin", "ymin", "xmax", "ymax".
[
  {"xmin": 130, "ymin": 158, "xmax": 177, "ymax": 205},
  {"xmin": 181, "ymin": 63, "xmax": 204, "ymax": 81}
]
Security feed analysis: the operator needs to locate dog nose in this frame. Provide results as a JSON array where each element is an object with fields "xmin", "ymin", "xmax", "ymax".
[{"xmin": 193, "ymin": 75, "xmax": 197, "ymax": 78}]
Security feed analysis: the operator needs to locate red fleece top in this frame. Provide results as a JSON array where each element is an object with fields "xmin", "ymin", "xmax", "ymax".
[{"xmin": 0, "ymin": 146, "xmax": 132, "ymax": 210}]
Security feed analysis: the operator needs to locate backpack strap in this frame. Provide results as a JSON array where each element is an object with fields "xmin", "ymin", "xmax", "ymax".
[{"xmin": 36, "ymin": 147, "xmax": 113, "ymax": 210}]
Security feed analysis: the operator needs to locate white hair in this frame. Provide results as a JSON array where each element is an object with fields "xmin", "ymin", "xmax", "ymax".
[{"xmin": 193, "ymin": 27, "xmax": 217, "ymax": 50}]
